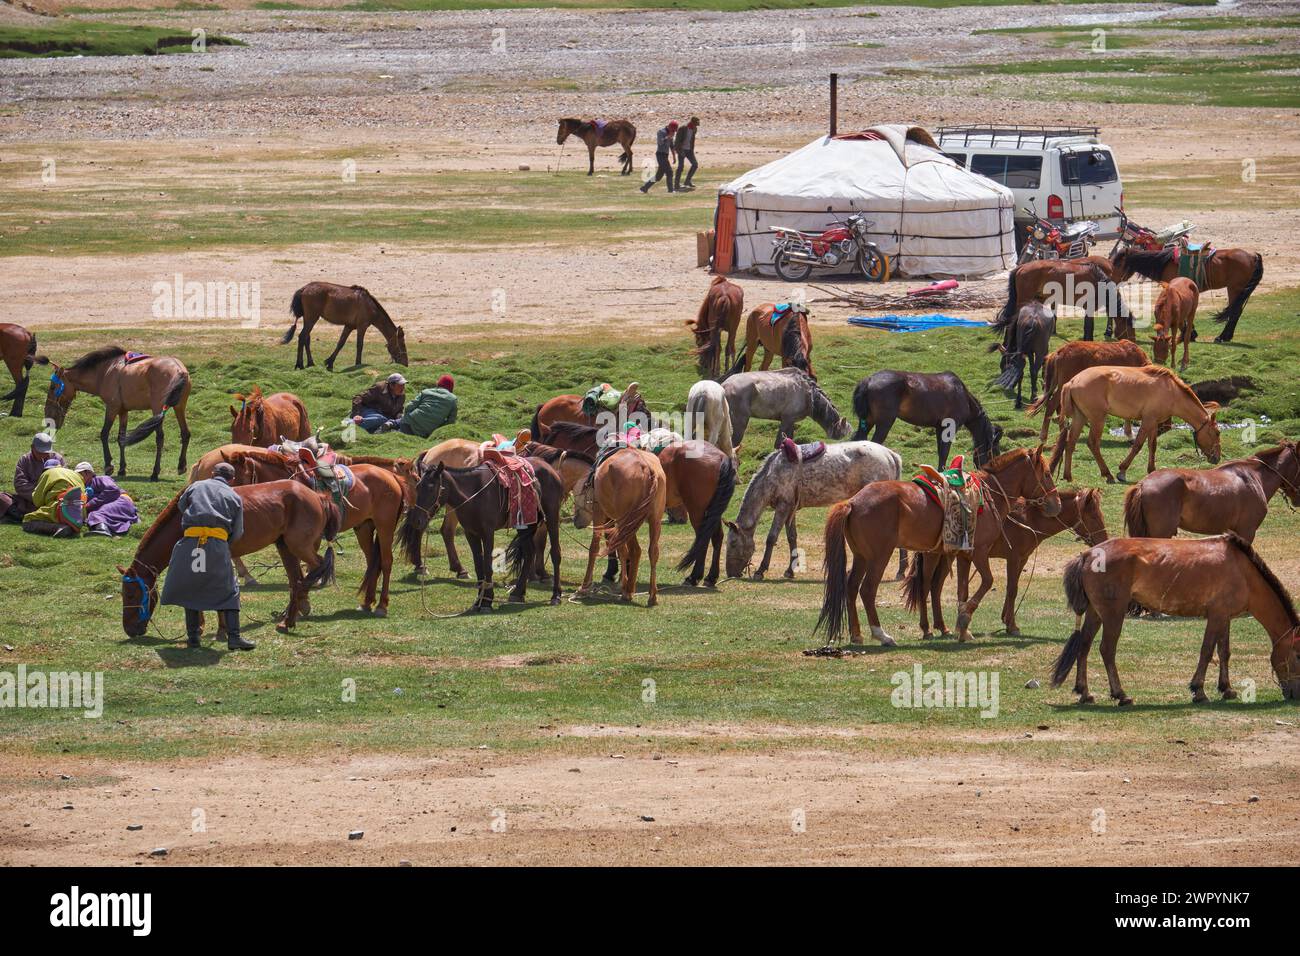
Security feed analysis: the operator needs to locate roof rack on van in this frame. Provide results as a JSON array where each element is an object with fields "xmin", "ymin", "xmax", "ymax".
[{"xmin": 934, "ymin": 124, "xmax": 1101, "ymax": 149}]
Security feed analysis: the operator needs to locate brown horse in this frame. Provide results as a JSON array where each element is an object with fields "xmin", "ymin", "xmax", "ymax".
[
  {"xmin": 119, "ymin": 479, "xmax": 340, "ymax": 639},
  {"xmin": 989, "ymin": 301, "xmax": 1055, "ymax": 410},
  {"xmin": 657, "ymin": 441, "xmax": 736, "ymax": 587},
  {"xmin": 538, "ymin": 421, "xmax": 601, "ymax": 459},
  {"xmin": 1026, "ymin": 339, "xmax": 1150, "ymax": 443},
  {"xmin": 1049, "ymin": 364, "xmax": 1221, "ymax": 483},
  {"xmin": 723, "ymin": 304, "xmax": 815, "ymax": 380},
  {"xmin": 688, "ymin": 276, "xmax": 745, "ymax": 379},
  {"xmin": 1, "ymin": 323, "xmax": 45, "ymax": 417},
  {"xmin": 817, "ymin": 447, "xmax": 1060, "ymax": 646},
  {"xmin": 1152, "ymin": 276, "xmax": 1199, "ymax": 370},
  {"xmin": 282, "ymin": 282, "xmax": 408, "ymax": 370},
  {"xmin": 43, "ymin": 346, "xmax": 191, "ymax": 480},
  {"xmin": 229, "ymin": 387, "xmax": 311, "ymax": 447},
  {"xmin": 530, "ymin": 384, "xmax": 648, "ymax": 438},
  {"xmin": 1052, "ymin": 534, "xmax": 1300, "ymax": 704},
  {"xmin": 1124, "ymin": 441, "xmax": 1300, "ymax": 543},
  {"xmin": 557, "ymin": 117, "xmax": 636, "ymax": 175},
  {"xmin": 995, "ymin": 259, "xmax": 1130, "ymax": 342},
  {"xmin": 904, "ymin": 488, "xmax": 1108, "ymax": 639},
  {"xmin": 1110, "ymin": 245, "xmax": 1263, "ymax": 343},
  {"xmin": 851, "ymin": 370, "xmax": 1003, "ymax": 468},
  {"xmin": 574, "ymin": 448, "xmax": 667, "ymax": 605}
]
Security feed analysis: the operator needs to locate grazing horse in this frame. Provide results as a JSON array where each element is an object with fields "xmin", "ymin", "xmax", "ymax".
[
  {"xmin": 1152, "ymin": 276, "xmax": 1198, "ymax": 370},
  {"xmin": 851, "ymin": 370, "xmax": 1003, "ymax": 468},
  {"xmin": 557, "ymin": 117, "xmax": 636, "ymax": 175},
  {"xmin": 282, "ymin": 282, "xmax": 409, "ymax": 370},
  {"xmin": 989, "ymin": 302, "xmax": 1055, "ymax": 410},
  {"xmin": 119, "ymin": 480, "xmax": 340, "ymax": 638},
  {"xmin": 1026, "ymin": 339, "xmax": 1150, "ymax": 442},
  {"xmin": 685, "ymin": 379, "xmax": 737, "ymax": 462},
  {"xmin": 723, "ymin": 368, "xmax": 850, "ymax": 449},
  {"xmin": 1124, "ymin": 441, "xmax": 1300, "ymax": 543},
  {"xmin": 904, "ymin": 488, "xmax": 1108, "ymax": 639},
  {"xmin": 817, "ymin": 447, "xmax": 1060, "ymax": 646},
  {"xmin": 1052, "ymin": 534, "xmax": 1300, "ymax": 705},
  {"xmin": 657, "ymin": 441, "xmax": 736, "ymax": 587},
  {"xmin": 1049, "ymin": 364, "xmax": 1221, "ymax": 483},
  {"xmin": 574, "ymin": 448, "xmax": 667, "ymax": 605},
  {"xmin": 723, "ymin": 304, "xmax": 816, "ymax": 380},
  {"xmin": 688, "ymin": 276, "xmax": 745, "ymax": 379},
  {"xmin": 43, "ymin": 346, "xmax": 191, "ymax": 480},
  {"xmin": 725, "ymin": 440, "xmax": 901, "ymax": 580},
  {"xmin": 400, "ymin": 458, "xmax": 565, "ymax": 610},
  {"xmin": 996, "ymin": 259, "xmax": 1129, "ymax": 342},
  {"xmin": 1110, "ymin": 245, "xmax": 1263, "ymax": 343},
  {"xmin": 1, "ymin": 323, "xmax": 44, "ymax": 417},
  {"xmin": 229, "ymin": 387, "xmax": 311, "ymax": 447}
]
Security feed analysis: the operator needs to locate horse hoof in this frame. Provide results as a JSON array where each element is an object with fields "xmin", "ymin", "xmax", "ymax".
[
  {"xmin": 751, "ymin": 571, "xmax": 765, "ymax": 581},
  {"xmin": 275, "ymin": 622, "xmax": 290, "ymax": 633},
  {"xmin": 921, "ymin": 631, "xmax": 934, "ymax": 641},
  {"xmin": 1117, "ymin": 696, "xmax": 1134, "ymax": 707},
  {"xmin": 1079, "ymin": 694, "xmax": 1095, "ymax": 705},
  {"xmin": 150, "ymin": 475, "xmax": 160, "ymax": 482},
  {"xmin": 1005, "ymin": 626, "xmax": 1021, "ymax": 637},
  {"xmin": 958, "ymin": 631, "xmax": 973, "ymax": 644},
  {"xmin": 955, "ymin": 611, "xmax": 971, "ymax": 632},
  {"xmin": 1221, "ymin": 688, "xmax": 1238, "ymax": 701},
  {"xmin": 1191, "ymin": 692, "xmax": 1209, "ymax": 704},
  {"xmin": 703, "ymin": 578, "xmax": 718, "ymax": 589},
  {"xmin": 550, "ymin": 596, "xmax": 561, "ymax": 606},
  {"xmin": 373, "ymin": 607, "xmax": 387, "ymax": 618},
  {"xmin": 1116, "ymin": 471, "xmax": 1127, "ymax": 484},
  {"xmin": 783, "ymin": 569, "xmax": 795, "ymax": 580},
  {"xmin": 648, "ymin": 596, "xmax": 658, "ymax": 607},
  {"xmin": 1105, "ymin": 475, "xmax": 1116, "ymax": 485}
]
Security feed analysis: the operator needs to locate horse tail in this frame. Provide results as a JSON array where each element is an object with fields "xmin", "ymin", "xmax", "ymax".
[
  {"xmin": 601, "ymin": 479, "xmax": 659, "ymax": 558},
  {"xmin": 1213, "ymin": 253, "xmax": 1263, "ymax": 325},
  {"xmin": 397, "ymin": 501, "xmax": 429, "ymax": 566},
  {"xmin": 780, "ymin": 314, "xmax": 809, "ymax": 375},
  {"xmin": 1050, "ymin": 553, "xmax": 1092, "ymax": 687},
  {"xmin": 302, "ymin": 500, "xmax": 340, "ymax": 589},
  {"xmin": 122, "ymin": 372, "xmax": 188, "ymax": 447},
  {"xmin": 993, "ymin": 266, "xmax": 1018, "ymax": 327},
  {"xmin": 504, "ymin": 525, "xmax": 536, "ymax": 584},
  {"xmin": 720, "ymin": 349, "xmax": 746, "ymax": 383},
  {"xmin": 1122, "ymin": 484, "xmax": 1147, "ymax": 538},
  {"xmin": 676, "ymin": 456, "xmax": 736, "ymax": 573},
  {"xmin": 900, "ymin": 550, "xmax": 928, "ymax": 613},
  {"xmin": 814, "ymin": 500, "xmax": 853, "ymax": 642}
]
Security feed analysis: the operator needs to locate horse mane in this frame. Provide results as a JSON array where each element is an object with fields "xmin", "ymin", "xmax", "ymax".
[
  {"xmin": 1117, "ymin": 247, "xmax": 1174, "ymax": 280},
  {"xmin": 1142, "ymin": 364, "xmax": 1206, "ymax": 404},
  {"xmin": 780, "ymin": 314, "xmax": 809, "ymax": 371},
  {"xmin": 525, "ymin": 442, "xmax": 594, "ymax": 467},
  {"xmin": 137, "ymin": 492, "xmax": 181, "ymax": 556},
  {"xmin": 545, "ymin": 420, "xmax": 597, "ymax": 441},
  {"xmin": 982, "ymin": 446, "xmax": 1029, "ymax": 472},
  {"xmin": 1225, "ymin": 532, "xmax": 1300, "ymax": 629},
  {"xmin": 352, "ymin": 286, "xmax": 396, "ymax": 331},
  {"xmin": 67, "ymin": 345, "xmax": 126, "ymax": 373},
  {"xmin": 807, "ymin": 376, "xmax": 840, "ymax": 425}
]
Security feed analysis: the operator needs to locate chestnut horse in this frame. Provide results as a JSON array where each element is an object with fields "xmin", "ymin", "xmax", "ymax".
[
  {"xmin": 688, "ymin": 276, "xmax": 745, "ymax": 379},
  {"xmin": 1152, "ymin": 276, "xmax": 1198, "ymax": 370},
  {"xmin": 904, "ymin": 488, "xmax": 1108, "ymax": 639},
  {"xmin": 120, "ymin": 479, "xmax": 340, "ymax": 639},
  {"xmin": 1049, "ymin": 364, "xmax": 1220, "ymax": 483},
  {"xmin": 1026, "ymin": 339, "xmax": 1150, "ymax": 443},
  {"xmin": 1052, "ymin": 534, "xmax": 1300, "ymax": 704},
  {"xmin": 530, "ymin": 384, "xmax": 648, "ymax": 438},
  {"xmin": 657, "ymin": 441, "xmax": 736, "ymax": 587},
  {"xmin": 574, "ymin": 448, "xmax": 667, "ymax": 605},
  {"xmin": 995, "ymin": 259, "xmax": 1130, "ymax": 342},
  {"xmin": 817, "ymin": 447, "xmax": 1060, "ymax": 646},
  {"xmin": 43, "ymin": 346, "xmax": 191, "ymax": 480},
  {"xmin": 282, "ymin": 282, "xmax": 408, "ymax": 370},
  {"xmin": 1, "ymin": 323, "xmax": 44, "ymax": 417},
  {"xmin": 557, "ymin": 117, "xmax": 636, "ymax": 175},
  {"xmin": 723, "ymin": 304, "xmax": 815, "ymax": 380},
  {"xmin": 1124, "ymin": 441, "xmax": 1300, "ymax": 543},
  {"xmin": 230, "ymin": 386, "xmax": 311, "ymax": 447},
  {"xmin": 1110, "ymin": 245, "xmax": 1262, "ymax": 343}
]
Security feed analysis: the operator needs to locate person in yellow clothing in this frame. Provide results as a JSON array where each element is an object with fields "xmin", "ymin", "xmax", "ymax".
[{"xmin": 21, "ymin": 459, "xmax": 85, "ymax": 538}]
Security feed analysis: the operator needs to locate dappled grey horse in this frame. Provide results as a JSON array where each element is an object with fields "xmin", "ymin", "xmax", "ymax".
[{"xmin": 722, "ymin": 367, "xmax": 850, "ymax": 449}]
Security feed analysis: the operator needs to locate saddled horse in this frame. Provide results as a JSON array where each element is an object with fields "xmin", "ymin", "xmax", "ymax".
[
  {"xmin": 531, "ymin": 383, "xmax": 649, "ymax": 438},
  {"xmin": 1052, "ymin": 534, "xmax": 1300, "ymax": 704},
  {"xmin": 1110, "ymin": 245, "xmax": 1263, "ymax": 343},
  {"xmin": 817, "ymin": 447, "xmax": 1060, "ymax": 646},
  {"xmin": 120, "ymin": 480, "xmax": 340, "ymax": 639},
  {"xmin": 1124, "ymin": 440, "xmax": 1300, "ymax": 543},
  {"xmin": 43, "ymin": 346, "xmax": 191, "ymax": 480},
  {"xmin": 989, "ymin": 302, "xmax": 1055, "ymax": 410},
  {"xmin": 723, "ymin": 367, "xmax": 850, "ymax": 449},
  {"xmin": 230, "ymin": 386, "xmax": 311, "ymax": 447},
  {"xmin": 688, "ymin": 276, "xmax": 745, "ymax": 379},
  {"xmin": 574, "ymin": 447, "xmax": 667, "ymax": 605},
  {"xmin": 996, "ymin": 259, "xmax": 1130, "ymax": 342},
  {"xmin": 723, "ymin": 304, "xmax": 816, "ymax": 380},
  {"xmin": 657, "ymin": 441, "xmax": 736, "ymax": 587},
  {"xmin": 557, "ymin": 117, "xmax": 636, "ymax": 175},
  {"xmin": 685, "ymin": 379, "xmax": 737, "ymax": 462},
  {"xmin": 1026, "ymin": 339, "xmax": 1150, "ymax": 443},
  {"xmin": 851, "ymin": 370, "xmax": 1002, "ymax": 467},
  {"xmin": 282, "ymin": 282, "xmax": 409, "ymax": 370},
  {"xmin": 1, "ymin": 323, "xmax": 44, "ymax": 417},
  {"xmin": 1152, "ymin": 276, "xmax": 1199, "ymax": 370}
]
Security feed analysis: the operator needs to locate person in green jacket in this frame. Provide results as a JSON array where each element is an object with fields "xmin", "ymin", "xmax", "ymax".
[
  {"xmin": 399, "ymin": 374, "xmax": 458, "ymax": 438},
  {"xmin": 22, "ymin": 459, "xmax": 86, "ymax": 538}
]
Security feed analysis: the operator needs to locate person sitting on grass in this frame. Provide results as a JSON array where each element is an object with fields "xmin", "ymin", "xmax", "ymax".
[
  {"xmin": 350, "ymin": 372, "xmax": 407, "ymax": 433},
  {"xmin": 0, "ymin": 432, "xmax": 65, "ymax": 523},
  {"xmin": 22, "ymin": 459, "xmax": 85, "ymax": 538},
  {"xmin": 74, "ymin": 461, "xmax": 140, "ymax": 537},
  {"xmin": 398, "ymin": 374, "xmax": 458, "ymax": 438}
]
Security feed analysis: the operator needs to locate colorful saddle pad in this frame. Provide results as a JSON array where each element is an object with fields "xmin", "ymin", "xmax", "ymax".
[
  {"xmin": 1175, "ymin": 241, "xmax": 1214, "ymax": 292},
  {"xmin": 770, "ymin": 302, "xmax": 808, "ymax": 325},
  {"xmin": 912, "ymin": 459, "xmax": 984, "ymax": 554},
  {"xmin": 780, "ymin": 437, "xmax": 825, "ymax": 464},
  {"xmin": 123, "ymin": 351, "xmax": 150, "ymax": 365},
  {"xmin": 483, "ymin": 453, "xmax": 538, "ymax": 529}
]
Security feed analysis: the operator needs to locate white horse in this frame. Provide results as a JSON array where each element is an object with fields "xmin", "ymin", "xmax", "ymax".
[
  {"xmin": 686, "ymin": 379, "xmax": 737, "ymax": 462},
  {"xmin": 725, "ymin": 440, "xmax": 902, "ymax": 579}
]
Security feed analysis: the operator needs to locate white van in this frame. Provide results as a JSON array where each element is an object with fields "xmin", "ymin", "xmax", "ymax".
[{"xmin": 934, "ymin": 125, "xmax": 1124, "ymax": 251}]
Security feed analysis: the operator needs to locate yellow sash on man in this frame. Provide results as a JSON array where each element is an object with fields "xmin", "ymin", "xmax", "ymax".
[{"xmin": 183, "ymin": 526, "xmax": 229, "ymax": 546}]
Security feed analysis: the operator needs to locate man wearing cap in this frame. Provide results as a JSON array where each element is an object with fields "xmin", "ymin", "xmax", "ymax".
[
  {"xmin": 75, "ymin": 462, "xmax": 140, "ymax": 537},
  {"xmin": 673, "ymin": 117, "xmax": 700, "ymax": 191},
  {"xmin": 398, "ymin": 373, "xmax": 459, "ymax": 438},
  {"xmin": 639, "ymin": 120, "xmax": 678, "ymax": 194},
  {"xmin": 22, "ymin": 458, "xmax": 85, "ymax": 537},
  {"xmin": 1, "ymin": 433, "xmax": 65, "ymax": 523},
  {"xmin": 160, "ymin": 462, "xmax": 254, "ymax": 651},
  {"xmin": 350, "ymin": 372, "xmax": 407, "ymax": 433}
]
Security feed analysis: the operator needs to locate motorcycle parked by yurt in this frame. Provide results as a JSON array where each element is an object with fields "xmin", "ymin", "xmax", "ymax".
[{"xmin": 769, "ymin": 213, "xmax": 890, "ymax": 283}]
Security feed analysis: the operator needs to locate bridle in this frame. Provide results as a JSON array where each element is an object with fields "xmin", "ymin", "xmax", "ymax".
[{"xmin": 121, "ymin": 562, "xmax": 159, "ymax": 624}]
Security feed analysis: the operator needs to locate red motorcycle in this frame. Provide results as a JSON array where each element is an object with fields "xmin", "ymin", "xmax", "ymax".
[
  {"xmin": 1109, "ymin": 207, "xmax": 1195, "ymax": 256},
  {"xmin": 1018, "ymin": 207, "xmax": 1098, "ymax": 264},
  {"xmin": 769, "ymin": 213, "xmax": 890, "ymax": 283}
]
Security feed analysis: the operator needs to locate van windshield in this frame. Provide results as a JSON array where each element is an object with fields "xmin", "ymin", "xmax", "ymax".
[
  {"xmin": 969, "ymin": 154, "xmax": 1042, "ymax": 189},
  {"xmin": 1061, "ymin": 149, "xmax": 1117, "ymax": 185}
]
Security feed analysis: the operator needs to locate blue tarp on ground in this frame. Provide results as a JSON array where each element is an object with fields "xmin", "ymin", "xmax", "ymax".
[{"xmin": 847, "ymin": 314, "xmax": 987, "ymax": 333}]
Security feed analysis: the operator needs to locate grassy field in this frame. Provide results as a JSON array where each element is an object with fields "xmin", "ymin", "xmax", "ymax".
[
  {"xmin": 3, "ymin": 286, "xmax": 1299, "ymax": 762},
  {"xmin": 0, "ymin": 21, "xmax": 242, "ymax": 58}
]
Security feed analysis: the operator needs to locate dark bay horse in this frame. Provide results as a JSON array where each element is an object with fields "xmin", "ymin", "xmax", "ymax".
[
  {"xmin": 689, "ymin": 276, "xmax": 744, "ymax": 379},
  {"xmin": 229, "ymin": 386, "xmax": 311, "ymax": 447},
  {"xmin": 1124, "ymin": 441, "xmax": 1300, "ymax": 543},
  {"xmin": 989, "ymin": 301, "xmax": 1055, "ymax": 410},
  {"xmin": 657, "ymin": 441, "xmax": 736, "ymax": 587},
  {"xmin": 1, "ymin": 323, "xmax": 44, "ymax": 417},
  {"xmin": 539, "ymin": 421, "xmax": 601, "ymax": 460},
  {"xmin": 44, "ymin": 346, "xmax": 191, "ymax": 480},
  {"xmin": 723, "ymin": 304, "xmax": 815, "ymax": 380},
  {"xmin": 1052, "ymin": 534, "xmax": 1300, "ymax": 704},
  {"xmin": 1110, "ymin": 245, "xmax": 1263, "ymax": 343},
  {"xmin": 282, "ymin": 282, "xmax": 408, "ymax": 370},
  {"xmin": 119, "ymin": 480, "xmax": 340, "ymax": 638},
  {"xmin": 851, "ymin": 370, "xmax": 1002, "ymax": 467},
  {"xmin": 557, "ymin": 117, "xmax": 636, "ymax": 175},
  {"xmin": 996, "ymin": 259, "xmax": 1129, "ymax": 342}
]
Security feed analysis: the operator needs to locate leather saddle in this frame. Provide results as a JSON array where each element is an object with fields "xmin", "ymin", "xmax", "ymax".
[{"xmin": 780, "ymin": 437, "xmax": 825, "ymax": 464}]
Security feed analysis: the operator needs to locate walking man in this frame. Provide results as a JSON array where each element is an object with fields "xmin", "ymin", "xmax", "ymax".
[
  {"xmin": 640, "ymin": 120, "xmax": 678, "ymax": 194},
  {"xmin": 673, "ymin": 117, "xmax": 700, "ymax": 191}
]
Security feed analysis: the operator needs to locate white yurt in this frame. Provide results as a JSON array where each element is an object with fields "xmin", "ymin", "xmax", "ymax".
[{"xmin": 714, "ymin": 124, "xmax": 1015, "ymax": 278}]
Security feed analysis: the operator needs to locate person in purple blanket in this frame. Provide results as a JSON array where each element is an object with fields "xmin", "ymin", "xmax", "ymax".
[{"xmin": 74, "ymin": 461, "xmax": 139, "ymax": 537}]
